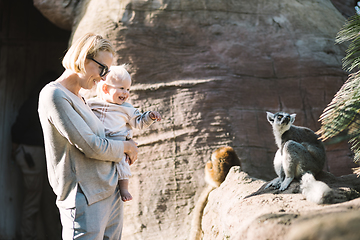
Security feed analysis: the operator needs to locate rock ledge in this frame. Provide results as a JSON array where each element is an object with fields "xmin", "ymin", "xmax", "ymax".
[{"xmin": 202, "ymin": 166, "xmax": 360, "ymax": 240}]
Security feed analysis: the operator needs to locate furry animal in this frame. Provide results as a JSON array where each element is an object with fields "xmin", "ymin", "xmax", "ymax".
[
  {"xmin": 205, "ymin": 146, "xmax": 242, "ymax": 188},
  {"xmin": 189, "ymin": 146, "xmax": 241, "ymax": 240},
  {"xmin": 265, "ymin": 112, "xmax": 326, "ymax": 191},
  {"xmin": 300, "ymin": 172, "xmax": 333, "ymax": 204}
]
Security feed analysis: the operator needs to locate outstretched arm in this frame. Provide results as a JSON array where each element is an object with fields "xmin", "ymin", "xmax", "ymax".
[
  {"xmin": 149, "ymin": 111, "xmax": 162, "ymax": 122},
  {"xmin": 129, "ymin": 109, "xmax": 161, "ymax": 129}
]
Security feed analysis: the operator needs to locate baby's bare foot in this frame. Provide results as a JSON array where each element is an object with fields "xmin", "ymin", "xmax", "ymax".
[{"xmin": 120, "ymin": 189, "xmax": 133, "ymax": 202}]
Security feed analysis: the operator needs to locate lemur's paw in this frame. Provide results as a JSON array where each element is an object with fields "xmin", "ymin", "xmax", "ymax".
[
  {"xmin": 265, "ymin": 177, "xmax": 281, "ymax": 189},
  {"xmin": 279, "ymin": 178, "xmax": 293, "ymax": 191}
]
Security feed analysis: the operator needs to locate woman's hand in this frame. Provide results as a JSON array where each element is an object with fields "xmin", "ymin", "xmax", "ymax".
[{"xmin": 123, "ymin": 139, "xmax": 138, "ymax": 165}]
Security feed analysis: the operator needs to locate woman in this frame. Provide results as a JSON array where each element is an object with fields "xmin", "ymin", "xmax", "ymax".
[{"xmin": 38, "ymin": 33, "xmax": 138, "ymax": 239}]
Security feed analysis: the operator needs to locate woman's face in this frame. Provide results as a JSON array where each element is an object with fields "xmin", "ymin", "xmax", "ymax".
[{"xmin": 80, "ymin": 51, "xmax": 113, "ymax": 90}]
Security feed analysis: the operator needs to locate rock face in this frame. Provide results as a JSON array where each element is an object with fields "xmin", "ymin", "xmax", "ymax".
[
  {"xmin": 331, "ymin": 0, "xmax": 357, "ymax": 18},
  {"xmin": 33, "ymin": 0, "xmax": 80, "ymax": 30},
  {"xmin": 33, "ymin": 0, "xmax": 358, "ymax": 239},
  {"xmin": 202, "ymin": 166, "xmax": 360, "ymax": 240}
]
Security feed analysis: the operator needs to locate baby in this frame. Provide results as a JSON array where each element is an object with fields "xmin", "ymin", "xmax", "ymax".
[{"xmin": 88, "ymin": 65, "xmax": 161, "ymax": 202}]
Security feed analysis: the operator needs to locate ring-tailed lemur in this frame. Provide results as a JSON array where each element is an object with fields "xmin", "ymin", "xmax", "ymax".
[
  {"xmin": 189, "ymin": 146, "xmax": 241, "ymax": 240},
  {"xmin": 265, "ymin": 112, "xmax": 327, "ymax": 194}
]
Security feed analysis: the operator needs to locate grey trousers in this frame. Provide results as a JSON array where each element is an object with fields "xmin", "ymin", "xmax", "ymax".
[{"xmin": 59, "ymin": 186, "xmax": 123, "ymax": 240}]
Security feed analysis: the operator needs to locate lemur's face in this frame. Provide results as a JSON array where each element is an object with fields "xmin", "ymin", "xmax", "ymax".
[{"xmin": 266, "ymin": 112, "xmax": 296, "ymax": 133}]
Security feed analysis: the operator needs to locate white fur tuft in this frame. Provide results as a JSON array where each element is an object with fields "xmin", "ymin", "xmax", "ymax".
[{"xmin": 300, "ymin": 173, "xmax": 333, "ymax": 204}]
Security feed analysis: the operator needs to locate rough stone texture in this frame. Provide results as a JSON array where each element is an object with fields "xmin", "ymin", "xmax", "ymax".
[
  {"xmin": 33, "ymin": 0, "xmax": 80, "ymax": 30},
  {"xmin": 33, "ymin": 0, "xmax": 360, "ymax": 239},
  {"xmin": 202, "ymin": 166, "xmax": 360, "ymax": 240},
  {"xmin": 287, "ymin": 211, "xmax": 360, "ymax": 240}
]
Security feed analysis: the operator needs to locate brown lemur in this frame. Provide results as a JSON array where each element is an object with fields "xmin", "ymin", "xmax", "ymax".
[
  {"xmin": 189, "ymin": 146, "xmax": 241, "ymax": 240},
  {"xmin": 265, "ymin": 112, "xmax": 332, "ymax": 204}
]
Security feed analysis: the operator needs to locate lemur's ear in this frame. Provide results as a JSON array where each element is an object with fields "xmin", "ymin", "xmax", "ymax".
[
  {"xmin": 266, "ymin": 112, "xmax": 275, "ymax": 124},
  {"xmin": 290, "ymin": 114, "xmax": 296, "ymax": 124}
]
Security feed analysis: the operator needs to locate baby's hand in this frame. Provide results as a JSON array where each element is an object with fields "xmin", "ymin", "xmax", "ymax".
[{"xmin": 149, "ymin": 111, "xmax": 162, "ymax": 122}]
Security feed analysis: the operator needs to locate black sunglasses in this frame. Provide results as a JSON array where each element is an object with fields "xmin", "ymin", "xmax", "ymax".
[{"xmin": 90, "ymin": 58, "xmax": 110, "ymax": 77}]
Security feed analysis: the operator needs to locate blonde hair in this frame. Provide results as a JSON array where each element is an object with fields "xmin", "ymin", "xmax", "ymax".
[
  {"xmin": 62, "ymin": 33, "xmax": 115, "ymax": 74},
  {"xmin": 96, "ymin": 65, "xmax": 131, "ymax": 99}
]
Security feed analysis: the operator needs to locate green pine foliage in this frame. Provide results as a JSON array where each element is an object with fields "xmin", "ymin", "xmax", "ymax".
[{"xmin": 317, "ymin": 14, "xmax": 360, "ymax": 164}]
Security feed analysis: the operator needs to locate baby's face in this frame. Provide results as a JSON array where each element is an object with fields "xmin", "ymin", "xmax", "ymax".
[{"xmin": 105, "ymin": 77, "xmax": 131, "ymax": 105}]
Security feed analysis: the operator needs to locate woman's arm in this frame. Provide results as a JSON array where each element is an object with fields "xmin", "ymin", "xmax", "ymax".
[{"xmin": 39, "ymin": 86, "xmax": 126, "ymax": 162}]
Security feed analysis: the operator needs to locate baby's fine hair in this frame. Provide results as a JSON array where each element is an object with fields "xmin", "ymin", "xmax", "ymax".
[
  {"xmin": 107, "ymin": 65, "xmax": 131, "ymax": 84},
  {"xmin": 96, "ymin": 64, "xmax": 131, "ymax": 98}
]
